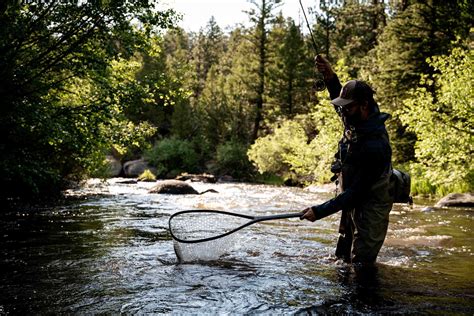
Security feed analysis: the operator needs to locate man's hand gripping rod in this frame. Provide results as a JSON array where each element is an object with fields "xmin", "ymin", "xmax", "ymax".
[{"xmin": 298, "ymin": 0, "xmax": 325, "ymax": 91}]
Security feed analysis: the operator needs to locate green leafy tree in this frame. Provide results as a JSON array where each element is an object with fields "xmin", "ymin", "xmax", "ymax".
[
  {"xmin": 310, "ymin": 0, "xmax": 340, "ymax": 59},
  {"xmin": 247, "ymin": 102, "xmax": 341, "ymax": 184},
  {"xmin": 161, "ymin": 28, "xmax": 196, "ymax": 139},
  {"xmin": 169, "ymin": 19, "xmax": 227, "ymax": 147},
  {"xmin": 189, "ymin": 17, "xmax": 226, "ymax": 100},
  {"xmin": 361, "ymin": 0, "xmax": 472, "ymax": 163},
  {"xmin": 398, "ymin": 45, "xmax": 473, "ymax": 195},
  {"xmin": 101, "ymin": 56, "xmax": 158, "ymax": 161},
  {"xmin": 0, "ymin": 1, "xmax": 176, "ymax": 199},
  {"xmin": 197, "ymin": 27, "xmax": 255, "ymax": 150}
]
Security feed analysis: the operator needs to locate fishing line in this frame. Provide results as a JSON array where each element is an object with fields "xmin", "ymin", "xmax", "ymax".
[{"xmin": 298, "ymin": 0, "xmax": 326, "ymax": 91}]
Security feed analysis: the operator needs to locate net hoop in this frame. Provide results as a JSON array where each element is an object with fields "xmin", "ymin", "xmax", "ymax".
[
  {"xmin": 169, "ymin": 209, "xmax": 304, "ymax": 244},
  {"xmin": 169, "ymin": 209, "xmax": 254, "ymax": 244}
]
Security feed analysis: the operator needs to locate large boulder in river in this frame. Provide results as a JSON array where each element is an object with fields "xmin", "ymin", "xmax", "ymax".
[
  {"xmin": 149, "ymin": 180, "xmax": 199, "ymax": 194},
  {"xmin": 123, "ymin": 159, "xmax": 154, "ymax": 177},
  {"xmin": 105, "ymin": 155, "xmax": 122, "ymax": 177},
  {"xmin": 435, "ymin": 193, "xmax": 474, "ymax": 208},
  {"xmin": 149, "ymin": 180, "xmax": 218, "ymax": 195}
]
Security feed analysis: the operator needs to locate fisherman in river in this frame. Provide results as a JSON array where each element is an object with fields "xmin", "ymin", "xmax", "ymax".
[{"xmin": 301, "ymin": 55, "xmax": 393, "ymax": 265}]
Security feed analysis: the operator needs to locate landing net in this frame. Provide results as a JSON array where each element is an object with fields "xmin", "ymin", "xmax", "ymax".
[{"xmin": 169, "ymin": 210, "xmax": 251, "ymax": 262}]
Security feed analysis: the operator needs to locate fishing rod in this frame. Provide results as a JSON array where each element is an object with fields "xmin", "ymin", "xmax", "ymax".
[{"xmin": 298, "ymin": 0, "xmax": 326, "ymax": 91}]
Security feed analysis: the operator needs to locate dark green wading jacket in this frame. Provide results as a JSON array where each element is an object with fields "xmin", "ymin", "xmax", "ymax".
[{"xmin": 311, "ymin": 75, "xmax": 394, "ymax": 263}]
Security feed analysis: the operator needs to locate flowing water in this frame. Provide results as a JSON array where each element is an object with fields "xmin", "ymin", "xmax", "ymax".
[{"xmin": 0, "ymin": 179, "xmax": 472, "ymax": 314}]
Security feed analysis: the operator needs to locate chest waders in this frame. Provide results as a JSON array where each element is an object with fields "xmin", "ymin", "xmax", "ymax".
[{"xmin": 334, "ymin": 130, "xmax": 393, "ymax": 263}]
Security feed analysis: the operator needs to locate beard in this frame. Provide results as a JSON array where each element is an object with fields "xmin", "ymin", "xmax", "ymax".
[{"xmin": 344, "ymin": 107, "xmax": 363, "ymax": 127}]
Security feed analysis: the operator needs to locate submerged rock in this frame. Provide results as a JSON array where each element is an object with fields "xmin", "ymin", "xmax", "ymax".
[
  {"xmin": 175, "ymin": 173, "xmax": 216, "ymax": 183},
  {"xmin": 149, "ymin": 180, "xmax": 218, "ymax": 195},
  {"xmin": 435, "ymin": 193, "xmax": 474, "ymax": 208},
  {"xmin": 116, "ymin": 179, "xmax": 138, "ymax": 184}
]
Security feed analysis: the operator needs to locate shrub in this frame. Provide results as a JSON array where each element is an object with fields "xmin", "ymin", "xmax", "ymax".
[
  {"xmin": 138, "ymin": 169, "xmax": 156, "ymax": 182},
  {"xmin": 215, "ymin": 141, "xmax": 254, "ymax": 179},
  {"xmin": 105, "ymin": 120, "xmax": 157, "ymax": 162},
  {"xmin": 145, "ymin": 138, "xmax": 199, "ymax": 178},
  {"xmin": 248, "ymin": 104, "xmax": 341, "ymax": 185}
]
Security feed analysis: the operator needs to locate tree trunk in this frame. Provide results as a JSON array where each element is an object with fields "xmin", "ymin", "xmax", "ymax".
[{"xmin": 252, "ymin": 0, "xmax": 268, "ymax": 142}]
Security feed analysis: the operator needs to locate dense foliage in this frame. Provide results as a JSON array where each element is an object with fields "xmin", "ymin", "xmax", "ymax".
[
  {"xmin": 248, "ymin": 60, "xmax": 351, "ymax": 184},
  {"xmin": 399, "ymin": 46, "xmax": 473, "ymax": 195},
  {"xmin": 1, "ymin": 0, "xmax": 472, "ymax": 201},
  {"xmin": 145, "ymin": 138, "xmax": 200, "ymax": 178},
  {"xmin": 0, "ymin": 1, "xmax": 176, "ymax": 199}
]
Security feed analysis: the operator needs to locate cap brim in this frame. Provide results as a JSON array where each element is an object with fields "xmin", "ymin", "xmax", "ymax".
[{"xmin": 331, "ymin": 97, "xmax": 354, "ymax": 107}]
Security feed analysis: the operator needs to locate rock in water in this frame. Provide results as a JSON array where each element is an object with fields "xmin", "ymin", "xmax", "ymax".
[
  {"xmin": 123, "ymin": 159, "xmax": 151, "ymax": 177},
  {"xmin": 105, "ymin": 155, "xmax": 122, "ymax": 177},
  {"xmin": 435, "ymin": 193, "xmax": 474, "ymax": 208},
  {"xmin": 175, "ymin": 173, "xmax": 216, "ymax": 183},
  {"xmin": 149, "ymin": 180, "xmax": 199, "ymax": 194}
]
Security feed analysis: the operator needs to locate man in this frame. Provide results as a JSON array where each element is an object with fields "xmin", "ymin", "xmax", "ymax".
[{"xmin": 301, "ymin": 55, "xmax": 393, "ymax": 264}]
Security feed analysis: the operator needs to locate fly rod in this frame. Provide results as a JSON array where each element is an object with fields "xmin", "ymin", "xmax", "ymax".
[{"xmin": 298, "ymin": 0, "xmax": 326, "ymax": 91}]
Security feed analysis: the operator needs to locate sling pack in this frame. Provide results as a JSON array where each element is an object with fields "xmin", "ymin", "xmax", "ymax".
[{"xmin": 390, "ymin": 168, "xmax": 413, "ymax": 204}]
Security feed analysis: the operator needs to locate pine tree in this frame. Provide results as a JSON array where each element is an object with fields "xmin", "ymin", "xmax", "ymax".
[
  {"xmin": 330, "ymin": 0, "xmax": 386, "ymax": 77},
  {"xmin": 190, "ymin": 17, "xmax": 225, "ymax": 100},
  {"xmin": 246, "ymin": 0, "xmax": 283, "ymax": 142},
  {"xmin": 197, "ymin": 27, "xmax": 255, "ymax": 149},
  {"xmin": 266, "ymin": 15, "xmax": 313, "ymax": 123}
]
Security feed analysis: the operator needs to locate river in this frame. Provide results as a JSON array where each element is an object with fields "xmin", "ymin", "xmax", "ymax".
[{"xmin": 0, "ymin": 179, "xmax": 472, "ymax": 314}]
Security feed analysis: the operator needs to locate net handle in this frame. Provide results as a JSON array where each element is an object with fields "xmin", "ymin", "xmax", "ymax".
[{"xmin": 169, "ymin": 209, "xmax": 305, "ymax": 244}]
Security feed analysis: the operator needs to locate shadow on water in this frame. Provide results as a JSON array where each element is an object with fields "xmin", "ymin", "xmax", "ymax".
[
  {"xmin": 297, "ymin": 261, "xmax": 474, "ymax": 315},
  {"xmin": 296, "ymin": 258, "xmax": 474, "ymax": 315},
  {"xmin": 296, "ymin": 263, "xmax": 394, "ymax": 315},
  {"xmin": 0, "ymin": 206, "xmax": 107, "ymax": 314}
]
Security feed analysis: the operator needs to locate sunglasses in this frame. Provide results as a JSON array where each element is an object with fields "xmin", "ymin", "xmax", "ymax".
[{"xmin": 336, "ymin": 102, "xmax": 359, "ymax": 114}]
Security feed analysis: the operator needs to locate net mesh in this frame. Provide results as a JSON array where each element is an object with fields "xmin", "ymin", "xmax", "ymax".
[
  {"xmin": 173, "ymin": 236, "xmax": 238, "ymax": 262},
  {"xmin": 169, "ymin": 211, "xmax": 250, "ymax": 262}
]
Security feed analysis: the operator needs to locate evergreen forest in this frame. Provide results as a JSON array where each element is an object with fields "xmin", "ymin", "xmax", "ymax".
[{"xmin": 1, "ymin": 0, "xmax": 472, "ymax": 202}]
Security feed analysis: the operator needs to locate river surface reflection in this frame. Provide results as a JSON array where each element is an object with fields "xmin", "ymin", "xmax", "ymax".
[{"xmin": 0, "ymin": 179, "xmax": 472, "ymax": 314}]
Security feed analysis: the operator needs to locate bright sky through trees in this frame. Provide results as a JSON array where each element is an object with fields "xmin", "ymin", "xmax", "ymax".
[{"xmin": 165, "ymin": 0, "xmax": 305, "ymax": 32}]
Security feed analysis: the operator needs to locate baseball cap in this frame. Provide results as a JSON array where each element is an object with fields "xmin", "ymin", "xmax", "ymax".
[
  {"xmin": 331, "ymin": 80, "xmax": 358, "ymax": 107},
  {"xmin": 331, "ymin": 80, "xmax": 374, "ymax": 106}
]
